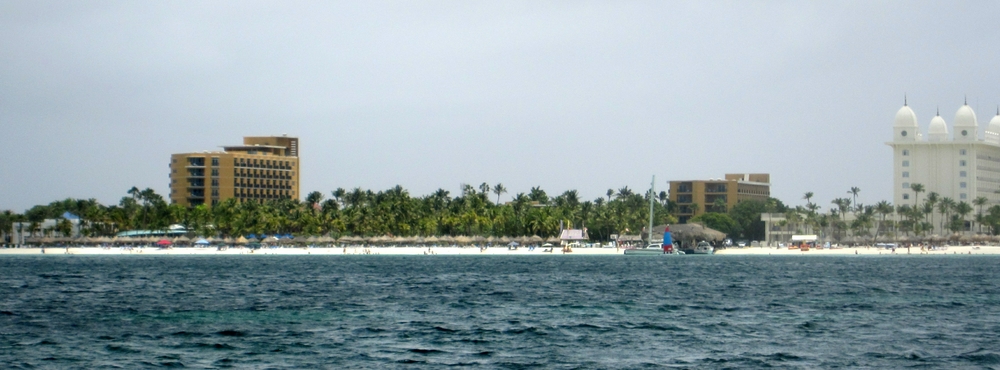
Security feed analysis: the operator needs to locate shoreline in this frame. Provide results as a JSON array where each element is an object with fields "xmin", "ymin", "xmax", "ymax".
[{"xmin": 2, "ymin": 245, "xmax": 999, "ymax": 256}]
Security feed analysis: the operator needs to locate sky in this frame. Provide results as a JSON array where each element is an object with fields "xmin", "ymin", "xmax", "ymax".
[{"xmin": 3, "ymin": 1, "xmax": 1000, "ymax": 213}]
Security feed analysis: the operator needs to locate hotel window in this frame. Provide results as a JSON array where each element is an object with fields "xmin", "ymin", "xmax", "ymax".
[
  {"xmin": 902, "ymin": 160, "xmax": 909, "ymax": 167},
  {"xmin": 903, "ymin": 194, "xmax": 910, "ymax": 200},
  {"xmin": 902, "ymin": 149, "xmax": 909, "ymax": 156},
  {"xmin": 902, "ymin": 172, "xmax": 909, "ymax": 178},
  {"xmin": 211, "ymin": 157, "xmax": 219, "ymax": 166},
  {"xmin": 211, "ymin": 168, "xmax": 219, "ymax": 176},
  {"xmin": 960, "ymin": 171, "xmax": 967, "ymax": 177},
  {"xmin": 960, "ymin": 149, "xmax": 967, "ymax": 155},
  {"xmin": 960, "ymin": 182, "xmax": 967, "ymax": 188},
  {"xmin": 960, "ymin": 160, "xmax": 967, "ymax": 166},
  {"xmin": 902, "ymin": 182, "xmax": 909, "ymax": 189},
  {"xmin": 961, "ymin": 193, "xmax": 967, "ymax": 200},
  {"xmin": 211, "ymin": 179, "xmax": 219, "ymax": 186}
]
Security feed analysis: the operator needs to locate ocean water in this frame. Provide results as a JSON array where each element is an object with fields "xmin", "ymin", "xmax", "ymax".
[{"xmin": 2, "ymin": 255, "xmax": 1000, "ymax": 369}]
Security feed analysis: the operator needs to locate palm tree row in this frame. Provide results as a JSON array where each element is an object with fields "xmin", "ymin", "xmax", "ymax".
[
  {"xmin": 779, "ymin": 185, "xmax": 1000, "ymax": 242},
  {"xmin": 3, "ymin": 184, "xmax": 692, "ymax": 241}
]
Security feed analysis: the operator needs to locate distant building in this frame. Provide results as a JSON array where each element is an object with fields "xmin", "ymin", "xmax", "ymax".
[
  {"xmin": 169, "ymin": 135, "xmax": 300, "ymax": 207},
  {"xmin": 669, "ymin": 174, "xmax": 771, "ymax": 223},
  {"xmin": 887, "ymin": 101, "xmax": 1000, "ymax": 217},
  {"xmin": 8, "ymin": 212, "xmax": 82, "ymax": 245}
]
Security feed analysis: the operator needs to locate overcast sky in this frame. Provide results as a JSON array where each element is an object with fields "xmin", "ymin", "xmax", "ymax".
[{"xmin": 3, "ymin": 1, "xmax": 1000, "ymax": 213}]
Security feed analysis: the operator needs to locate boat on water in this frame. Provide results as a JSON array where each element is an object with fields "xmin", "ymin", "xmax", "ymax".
[
  {"xmin": 624, "ymin": 244, "xmax": 673, "ymax": 255},
  {"xmin": 691, "ymin": 241, "xmax": 714, "ymax": 254},
  {"xmin": 623, "ymin": 226, "xmax": 682, "ymax": 255}
]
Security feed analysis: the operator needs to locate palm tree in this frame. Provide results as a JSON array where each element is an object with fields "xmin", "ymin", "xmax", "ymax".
[
  {"xmin": 873, "ymin": 200, "xmax": 893, "ymax": 243},
  {"xmin": 305, "ymin": 191, "xmax": 324, "ymax": 211},
  {"xmin": 925, "ymin": 191, "xmax": 939, "ymax": 227},
  {"xmin": 606, "ymin": 189, "xmax": 614, "ymax": 202},
  {"xmin": 803, "ymin": 192, "xmax": 814, "ymax": 208},
  {"xmin": 937, "ymin": 197, "xmax": 955, "ymax": 233},
  {"xmin": 712, "ymin": 198, "xmax": 727, "ymax": 213},
  {"xmin": 974, "ymin": 196, "xmax": 988, "ymax": 233},
  {"xmin": 954, "ymin": 201, "xmax": 973, "ymax": 233},
  {"xmin": 831, "ymin": 198, "xmax": 850, "ymax": 222},
  {"xmin": 910, "ymin": 183, "xmax": 925, "ymax": 207},
  {"xmin": 848, "ymin": 187, "xmax": 861, "ymax": 213},
  {"xmin": 331, "ymin": 188, "xmax": 346, "ymax": 207},
  {"xmin": 493, "ymin": 183, "xmax": 507, "ymax": 204},
  {"xmin": 616, "ymin": 186, "xmax": 633, "ymax": 200}
]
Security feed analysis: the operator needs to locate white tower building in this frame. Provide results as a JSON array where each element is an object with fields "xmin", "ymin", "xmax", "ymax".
[{"xmin": 887, "ymin": 100, "xmax": 1000, "ymax": 233}]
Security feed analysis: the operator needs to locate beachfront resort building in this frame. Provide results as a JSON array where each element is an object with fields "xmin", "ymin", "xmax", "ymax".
[
  {"xmin": 887, "ymin": 101, "xmax": 1000, "ymax": 229},
  {"xmin": 169, "ymin": 135, "xmax": 300, "ymax": 207},
  {"xmin": 669, "ymin": 174, "xmax": 771, "ymax": 223}
]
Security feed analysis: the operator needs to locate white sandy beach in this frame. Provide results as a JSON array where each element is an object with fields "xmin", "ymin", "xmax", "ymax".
[
  {"xmin": 2, "ymin": 245, "xmax": 1000, "ymax": 256},
  {"xmin": 0, "ymin": 245, "xmax": 626, "ymax": 256}
]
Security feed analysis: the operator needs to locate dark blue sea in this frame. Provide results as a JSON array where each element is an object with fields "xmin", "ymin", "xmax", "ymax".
[{"xmin": 2, "ymin": 255, "xmax": 1000, "ymax": 369}]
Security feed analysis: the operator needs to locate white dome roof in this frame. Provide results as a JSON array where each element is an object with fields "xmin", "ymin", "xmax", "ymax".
[
  {"xmin": 954, "ymin": 105, "xmax": 978, "ymax": 127},
  {"xmin": 989, "ymin": 114, "xmax": 1000, "ymax": 134},
  {"xmin": 894, "ymin": 105, "xmax": 918, "ymax": 127},
  {"xmin": 929, "ymin": 115, "xmax": 948, "ymax": 134}
]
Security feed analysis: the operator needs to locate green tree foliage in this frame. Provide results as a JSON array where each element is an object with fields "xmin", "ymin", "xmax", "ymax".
[{"xmin": 689, "ymin": 212, "xmax": 740, "ymax": 236}]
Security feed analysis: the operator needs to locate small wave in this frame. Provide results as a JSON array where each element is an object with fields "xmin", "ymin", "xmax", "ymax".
[
  {"xmin": 105, "ymin": 344, "xmax": 141, "ymax": 354},
  {"xmin": 217, "ymin": 330, "xmax": 245, "ymax": 337},
  {"xmin": 171, "ymin": 331, "xmax": 206, "ymax": 337},
  {"xmin": 194, "ymin": 342, "xmax": 237, "ymax": 350},
  {"xmin": 504, "ymin": 327, "xmax": 547, "ymax": 336},
  {"xmin": 656, "ymin": 304, "xmax": 681, "ymax": 311},
  {"xmin": 1, "ymin": 311, "xmax": 14, "ymax": 315},
  {"xmin": 628, "ymin": 323, "xmax": 683, "ymax": 332},
  {"xmin": 766, "ymin": 352, "xmax": 803, "ymax": 361},
  {"xmin": 408, "ymin": 348, "xmax": 445, "ymax": 354},
  {"xmin": 397, "ymin": 359, "xmax": 426, "ymax": 364},
  {"xmin": 957, "ymin": 348, "xmax": 1000, "ymax": 364},
  {"xmin": 433, "ymin": 326, "xmax": 457, "ymax": 333}
]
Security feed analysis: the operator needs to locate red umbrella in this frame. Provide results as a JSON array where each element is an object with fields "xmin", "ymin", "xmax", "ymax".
[{"xmin": 156, "ymin": 239, "xmax": 172, "ymax": 246}]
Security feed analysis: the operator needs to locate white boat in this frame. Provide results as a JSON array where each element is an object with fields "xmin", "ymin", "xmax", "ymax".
[{"xmin": 692, "ymin": 241, "xmax": 714, "ymax": 254}]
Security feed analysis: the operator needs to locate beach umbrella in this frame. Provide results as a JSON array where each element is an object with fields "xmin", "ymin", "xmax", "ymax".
[
  {"xmin": 235, "ymin": 236, "xmax": 249, "ymax": 244},
  {"xmin": 424, "ymin": 236, "xmax": 440, "ymax": 244},
  {"xmin": 546, "ymin": 236, "xmax": 561, "ymax": 244},
  {"xmin": 194, "ymin": 238, "xmax": 210, "ymax": 245},
  {"xmin": 529, "ymin": 235, "xmax": 544, "ymax": 243},
  {"xmin": 156, "ymin": 239, "xmax": 172, "ymax": 246},
  {"xmin": 508, "ymin": 241, "xmax": 520, "ymax": 247}
]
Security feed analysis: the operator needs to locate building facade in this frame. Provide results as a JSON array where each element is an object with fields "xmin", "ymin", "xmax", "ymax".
[
  {"xmin": 669, "ymin": 173, "xmax": 771, "ymax": 223},
  {"xmin": 169, "ymin": 135, "xmax": 300, "ymax": 207},
  {"xmin": 887, "ymin": 103, "xmax": 1000, "ymax": 220}
]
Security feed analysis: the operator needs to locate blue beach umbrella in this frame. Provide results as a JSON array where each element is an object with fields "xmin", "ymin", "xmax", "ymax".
[{"xmin": 194, "ymin": 238, "xmax": 210, "ymax": 245}]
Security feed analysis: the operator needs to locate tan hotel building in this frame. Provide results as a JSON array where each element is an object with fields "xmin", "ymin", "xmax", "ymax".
[
  {"xmin": 669, "ymin": 173, "xmax": 770, "ymax": 223},
  {"xmin": 169, "ymin": 135, "xmax": 300, "ymax": 207}
]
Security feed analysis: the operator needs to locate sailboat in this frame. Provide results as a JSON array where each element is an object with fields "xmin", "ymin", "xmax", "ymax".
[{"xmin": 623, "ymin": 176, "xmax": 681, "ymax": 255}]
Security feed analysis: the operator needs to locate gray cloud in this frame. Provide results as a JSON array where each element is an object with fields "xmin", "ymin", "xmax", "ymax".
[{"xmin": 2, "ymin": 1, "xmax": 1000, "ymax": 212}]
